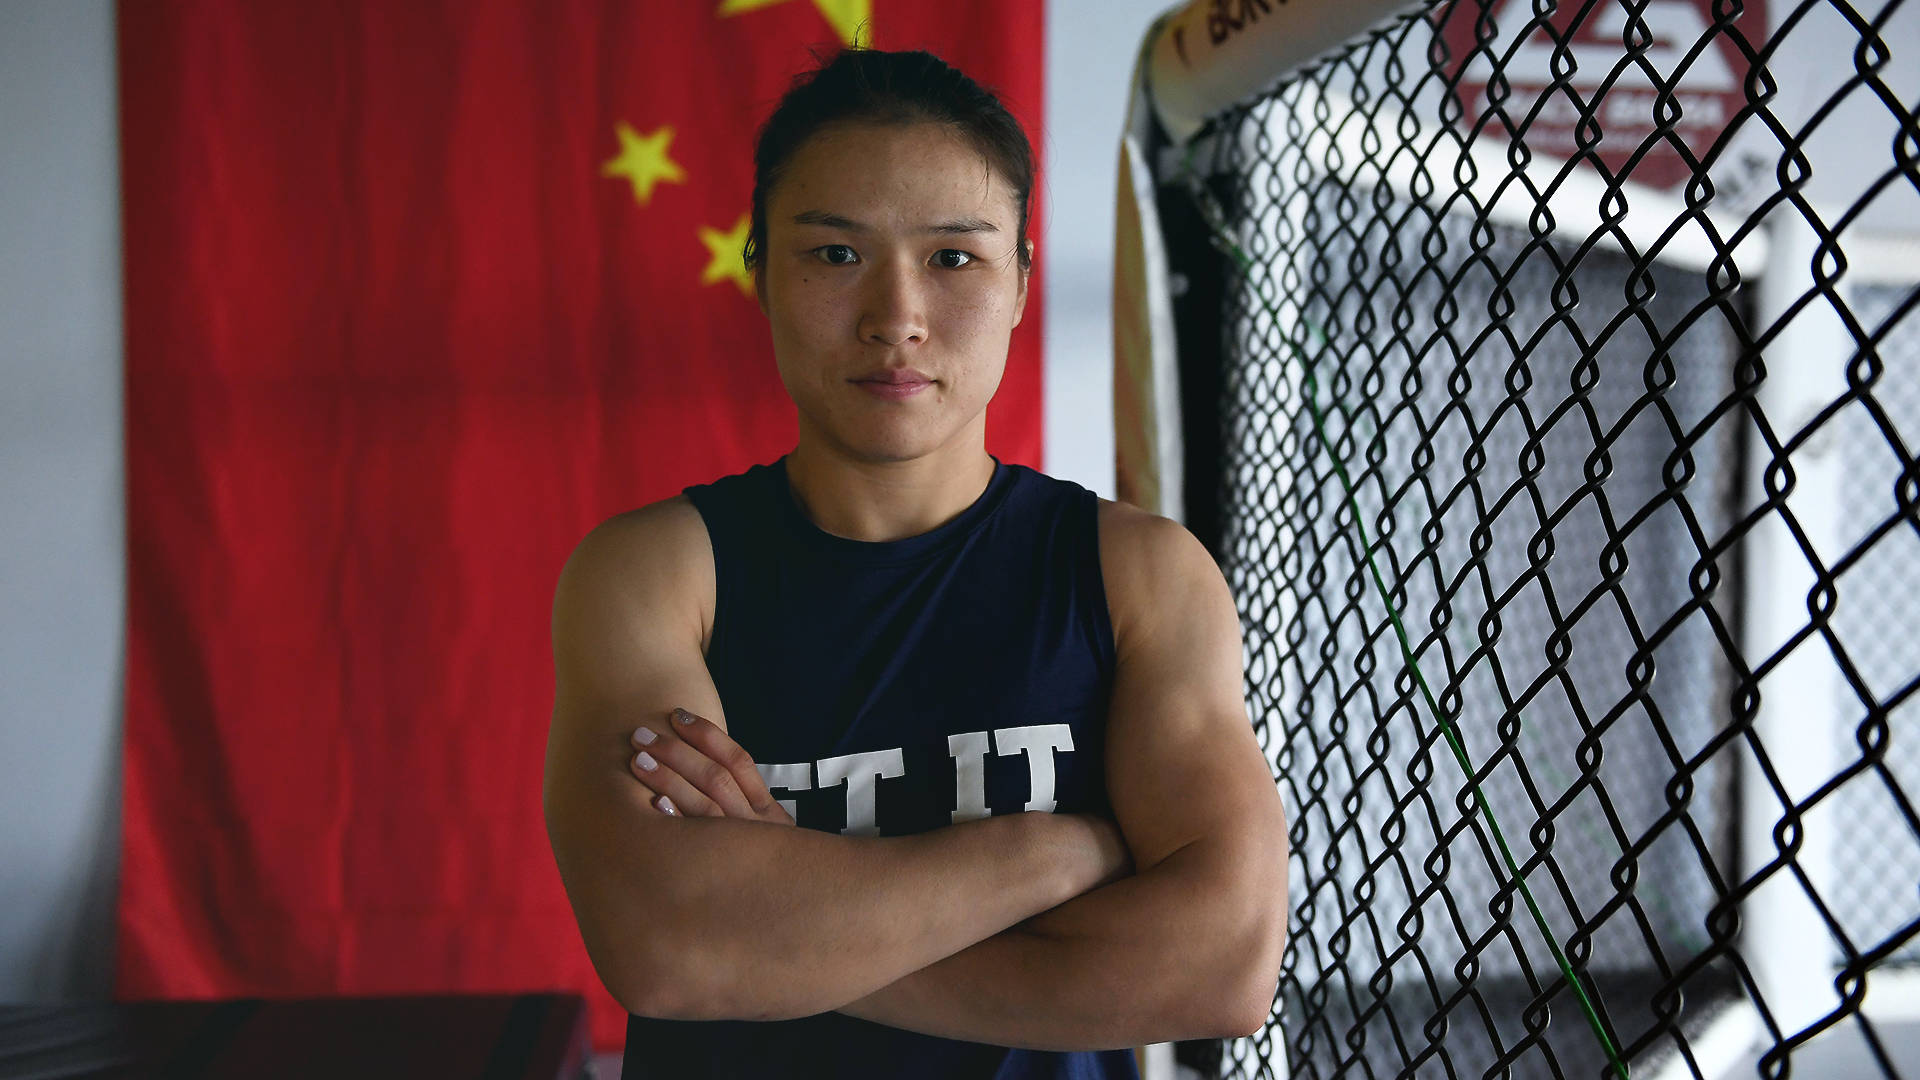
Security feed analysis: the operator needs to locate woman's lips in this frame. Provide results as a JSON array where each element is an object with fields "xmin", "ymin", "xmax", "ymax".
[
  {"xmin": 852, "ymin": 372, "xmax": 933, "ymax": 401},
  {"xmin": 854, "ymin": 379, "xmax": 932, "ymax": 400}
]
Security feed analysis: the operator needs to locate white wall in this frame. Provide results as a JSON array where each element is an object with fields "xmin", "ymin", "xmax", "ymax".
[
  {"xmin": 0, "ymin": 0, "xmax": 1171, "ymax": 1001},
  {"xmin": 1044, "ymin": 0, "xmax": 1174, "ymax": 494},
  {"xmin": 0, "ymin": 0, "xmax": 124, "ymax": 1001}
]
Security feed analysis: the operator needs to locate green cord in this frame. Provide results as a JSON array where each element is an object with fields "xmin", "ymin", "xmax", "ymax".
[
  {"xmin": 1300, "ymin": 368, "xmax": 1630, "ymax": 1077},
  {"xmin": 1173, "ymin": 150, "xmax": 1632, "ymax": 1077}
]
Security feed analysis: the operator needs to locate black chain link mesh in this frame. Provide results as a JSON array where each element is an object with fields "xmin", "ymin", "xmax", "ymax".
[{"xmin": 1139, "ymin": 0, "xmax": 1920, "ymax": 1076}]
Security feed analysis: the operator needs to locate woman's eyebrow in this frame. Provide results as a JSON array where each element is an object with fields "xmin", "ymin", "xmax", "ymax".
[
  {"xmin": 927, "ymin": 217, "xmax": 1000, "ymax": 236},
  {"xmin": 791, "ymin": 210, "xmax": 1000, "ymax": 236},
  {"xmin": 791, "ymin": 210, "xmax": 867, "ymax": 231}
]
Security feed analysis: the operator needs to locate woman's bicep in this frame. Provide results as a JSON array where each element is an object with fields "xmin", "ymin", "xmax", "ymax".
[{"xmin": 541, "ymin": 499, "xmax": 728, "ymax": 1005}]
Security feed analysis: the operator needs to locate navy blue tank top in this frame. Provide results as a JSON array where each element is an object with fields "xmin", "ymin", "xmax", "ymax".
[{"xmin": 621, "ymin": 455, "xmax": 1139, "ymax": 1080}]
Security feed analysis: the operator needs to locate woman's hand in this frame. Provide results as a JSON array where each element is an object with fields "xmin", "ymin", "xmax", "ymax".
[{"xmin": 628, "ymin": 707, "xmax": 796, "ymax": 826}]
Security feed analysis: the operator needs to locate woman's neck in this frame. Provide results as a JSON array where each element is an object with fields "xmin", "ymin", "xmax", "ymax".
[{"xmin": 783, "ymin": 437, "xmax": 997, "ymax": 544}]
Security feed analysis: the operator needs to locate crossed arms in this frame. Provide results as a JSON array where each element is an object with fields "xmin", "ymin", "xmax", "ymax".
[{"xmin": 542, "ymin": 495, "xmax": 1289, "ymax": 1050}]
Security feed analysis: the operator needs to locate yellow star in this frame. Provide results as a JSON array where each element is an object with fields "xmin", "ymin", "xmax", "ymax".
[
  {"xmin": 718, "ymin": 0, "xmax": 872, "ymax": 47},
  {"xmin": 601, "ymin": 122, "xmax": 687, "ymax": 206},
  {"xmin": 698, "ymin": 215, "xmax": 755, "ymax": 298}
]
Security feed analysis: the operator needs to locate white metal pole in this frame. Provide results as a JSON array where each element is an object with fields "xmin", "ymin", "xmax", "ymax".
[{"xmin": 1737, "ymin": 208, "xmax": 1848, "ymax": 1052}]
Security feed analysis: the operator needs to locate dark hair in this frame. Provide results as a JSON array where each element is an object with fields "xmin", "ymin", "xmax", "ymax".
[{"xmin": 744, "ymin": 48, "xmax": 1035, "ymax": 275}]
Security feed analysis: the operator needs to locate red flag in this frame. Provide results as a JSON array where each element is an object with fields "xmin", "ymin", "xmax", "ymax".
[{"xmin": 117, "ymin": 0, "xmax": 1044, "ymax": 1050}]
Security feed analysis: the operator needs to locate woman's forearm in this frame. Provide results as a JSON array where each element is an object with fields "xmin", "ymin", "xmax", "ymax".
[
  {"xmin": 558, "ymin": 799, "xmax": 1128, "ymax": 1021},
  {"xmin": 835, "ymin": 833, "xmax": 1286, "ymax": 1049}
]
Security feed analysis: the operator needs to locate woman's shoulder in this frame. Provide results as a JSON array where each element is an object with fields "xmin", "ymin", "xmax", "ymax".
[
  {"xmin": 568, "ymin": 495, "xmax": 712, "ymax": 597},
  {"xmin": 559, "ymin": 494, "xmax": 719, "ymax": 655},
  {"xmin": 587, "ymin": 459, "xmax": 785, "ymax": 552},
  {"xmin": 1095, "ymin": 496, "xmax": 1193, "ymax": 558},
  {"xmin": 1096, "ymin": 497, "xmax": 1224, "ymax": 642}
]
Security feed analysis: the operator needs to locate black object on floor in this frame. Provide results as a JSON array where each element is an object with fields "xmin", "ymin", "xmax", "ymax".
[{"xmin": 0, "ymin": 993, "xmax": 591, "ymax": 1079}]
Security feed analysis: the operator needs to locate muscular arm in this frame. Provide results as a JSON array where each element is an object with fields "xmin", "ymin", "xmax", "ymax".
[
  {"xmin": 544, "ymin": 498, "xmax": 1125, "ymax": 1022},
  {"xmin": 834, "ymin": 503, "xmax": 1290, "ymax": 1048}
]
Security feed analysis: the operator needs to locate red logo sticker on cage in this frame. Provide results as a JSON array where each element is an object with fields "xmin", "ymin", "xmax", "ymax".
[{"xmin": 1436, "ymin": 0, "xmax": 1770, "ymax": 194}]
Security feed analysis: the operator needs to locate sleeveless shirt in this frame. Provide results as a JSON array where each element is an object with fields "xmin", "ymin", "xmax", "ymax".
[{"xmin": 620, "ymin": 455, "xmax": 1140, "ymax": 1080}]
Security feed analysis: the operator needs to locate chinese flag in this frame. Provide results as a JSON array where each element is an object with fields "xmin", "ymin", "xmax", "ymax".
[{"xmin": 116, "ymin": 0, "xmax": 1044, "ymax": 1051}]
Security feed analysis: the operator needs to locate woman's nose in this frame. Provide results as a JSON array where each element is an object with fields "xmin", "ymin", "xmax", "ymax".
[{"xmin": 858, "ymin": 261, "xmax": 928, "ymax": 346}]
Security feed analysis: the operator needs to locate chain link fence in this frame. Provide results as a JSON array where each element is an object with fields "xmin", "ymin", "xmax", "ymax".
[
  {"xmin": 1829, "ymin": 284, "xmax": 1920, "ymax": 974},
  {"xmin": 1134, "ymin": 0, "xmax": 1920, "ymax": 1075}
]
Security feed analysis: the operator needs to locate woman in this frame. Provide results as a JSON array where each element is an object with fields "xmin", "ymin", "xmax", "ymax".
[{"xmin": 545, "ymin": 46, "xmax": 1287, "ymax": 1080}]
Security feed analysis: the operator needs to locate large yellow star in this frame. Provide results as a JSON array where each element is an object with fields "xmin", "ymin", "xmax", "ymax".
[
  {"xmin": 718, "ymin": 0, "xmax": 872, "ymax": 47},
  {"xmin": 601, "ymin": 122, "xmax": 687, "ymax": 206},
  {"xmin": 698, "ymin": 215, "xmax": 755, "ymax": 298}
]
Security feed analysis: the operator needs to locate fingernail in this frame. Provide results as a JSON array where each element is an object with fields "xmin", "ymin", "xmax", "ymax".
[
  {"xmin": 673, "ymin": 708, "xmax": 696, "ymax": 725},
  {"xmin": 633, "ymin": 727, "xmax": 658, "ymax": 746},
  {"xmin": 657, "ymin": 796, "xmax": 677, "ymax": 816},
  {"xmin": 635, "ymin": 751, "xmax": 658, "ymax": 772}
]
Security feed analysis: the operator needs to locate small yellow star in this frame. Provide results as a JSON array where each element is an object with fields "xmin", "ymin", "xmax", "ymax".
[
  {"xmin": 717, "ymin": 0, "xmax": 872, "ymax": 47},
  {"xmin": 601, "ymin": 122, "xmax": 687, "ymax": 206},
  {"xmin": 698, "ymin": 215, "xmax": 755, "ymax": 298}
]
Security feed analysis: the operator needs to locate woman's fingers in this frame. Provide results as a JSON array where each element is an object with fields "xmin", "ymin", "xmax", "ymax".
[
  {"xmin": 627, "ymin": 748, "xmax": 715, "ymax": 817},
  {"xmin": 622, "ymin": 770, "xmax": 681, "ymax": 817},
  {"xmin": 629, "ymin": 716, "xmax": 757, "ymax": 818},
  {"xmin": 624, "ymin": 709, "xmax": 795, "ymax": 825},
  {"xmin": 665, "ymin": 708, "xmax": 794, "ymax": 824}
]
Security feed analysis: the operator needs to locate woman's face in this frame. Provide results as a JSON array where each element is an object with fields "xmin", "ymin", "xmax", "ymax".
[{"xmin": 757, "ymin": 121, "xmax": 1030, "ymax": 465}]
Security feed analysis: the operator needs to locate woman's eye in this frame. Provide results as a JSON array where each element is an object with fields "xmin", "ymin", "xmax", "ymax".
[
  {"xmin": 815, "ymin": 245, "xmax": 858, "ymax": 265},
  {"xmin": 933, "ymin": 249, "xmax": 974, "ymax": 269}
]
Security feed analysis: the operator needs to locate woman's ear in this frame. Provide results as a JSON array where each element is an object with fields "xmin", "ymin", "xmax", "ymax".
[{"xmin": 1011, "ymin": 239, "xmax": 1034, "ymax": 327}]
